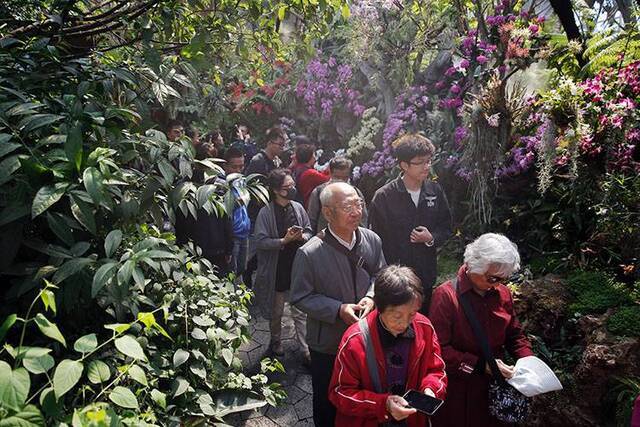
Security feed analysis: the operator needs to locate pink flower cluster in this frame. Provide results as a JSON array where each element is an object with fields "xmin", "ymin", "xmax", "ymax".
[
  {"xmin": 295, "ymin": 57, "xmax": 365, "ymax": 120},
  {"xmin": 578, "ymin": 61, "xmax": 640, "ymax": 172}
]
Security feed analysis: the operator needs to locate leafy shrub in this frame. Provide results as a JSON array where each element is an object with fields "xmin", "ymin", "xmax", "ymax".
[
  {"xmin": 606, "ymin": 306, "xmax": 640, "ymax": 337},
  {"xmin": 0, "ymin": 35, "xmax": 278, "ymax": 425}
]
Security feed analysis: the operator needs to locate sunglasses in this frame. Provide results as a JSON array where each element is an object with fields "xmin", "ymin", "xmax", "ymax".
[{"xmin": 485, "ymin": 274, "xmax": 508, "ymax": 284}]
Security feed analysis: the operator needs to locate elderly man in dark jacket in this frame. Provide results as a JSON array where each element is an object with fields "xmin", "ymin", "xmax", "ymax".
[
  {"xmin": 291, "ymin": 182, "xmax": 386, "ymax": 427},
  {"xmin": 369, "ymin": 133, "xmax": 452, "ymax": 313}
]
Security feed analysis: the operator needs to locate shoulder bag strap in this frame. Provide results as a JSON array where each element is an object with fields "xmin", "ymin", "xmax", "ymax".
[
  {"xmin": 359, "ymin": 318, "xmax": 383, "ymax": 393},
  {"xmin": 322, "ymin": 230, "xmax": 372, "ymax": 301},
  {"xmin": 455, "ymin": 278, "xmax": 507, "ymax": 386}
]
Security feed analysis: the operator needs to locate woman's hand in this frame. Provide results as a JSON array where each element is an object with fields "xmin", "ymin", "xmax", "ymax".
[
  {"xmin": 486, "ymin": 359, "xmax": 515, "ymax": 379},
  {"xmin": 282, "ymin": 227, "xmax": 301, "ymax": 245},
  {"xmin": 386, "ymin": 395, "xmax": 416, "ymax": 421}
]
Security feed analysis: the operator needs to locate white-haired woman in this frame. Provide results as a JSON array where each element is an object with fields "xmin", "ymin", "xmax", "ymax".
[{"xmin": 429, "ymin": 233, "xmax": 533, "ymax": 427}]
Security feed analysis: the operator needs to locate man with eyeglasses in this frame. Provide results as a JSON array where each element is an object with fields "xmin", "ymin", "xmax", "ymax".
[
  {"xmin": 291, "ymin": 182, "xmax": 386, "ymax": 427},
  {"xmin": 369, "ymin": 133, "xmax": 453, "ymax": 314},
  {"xmin": 243, "ymin": 126, "xmax": 286, "ymax": 287},
  {"xmin": 307, "ymin": 156, "xmax": 368, "ymax": 235}
]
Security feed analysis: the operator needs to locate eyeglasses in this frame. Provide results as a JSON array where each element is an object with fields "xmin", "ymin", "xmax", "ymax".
[
  {"xmin": 409, "ymin": 158, "xmax": 432, "ymax": 167},
  {"xmin": 485, "ymin": 274, "xmax": 508, "ymax": 284},
  {"xmin": 332, "ymin": 199, "xmax": 364, "ymax": 214}
]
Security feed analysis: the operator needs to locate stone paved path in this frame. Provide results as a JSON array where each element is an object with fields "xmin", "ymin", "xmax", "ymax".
[{"xmin": 226, "ymin": 303, "xmax": 314, "ymax": 426}]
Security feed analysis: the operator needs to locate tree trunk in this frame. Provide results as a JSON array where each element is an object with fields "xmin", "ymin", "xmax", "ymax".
[
  {"xmin": 548, "ymin": 0, "xmax": 587, "ymax": 68},
  {"xmin": 359, "ymin": 62, "xmax": 395, "ymax": 117}
]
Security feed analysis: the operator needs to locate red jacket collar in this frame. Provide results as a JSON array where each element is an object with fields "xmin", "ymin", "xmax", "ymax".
[{"xmin": 365, "ymin": 309, "xmax": 427, "ymax": 389}]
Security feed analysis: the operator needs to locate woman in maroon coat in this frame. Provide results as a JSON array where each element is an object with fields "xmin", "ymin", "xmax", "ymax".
[{"xmin": 429, "ymin": 233, "xmax": 533, "ymax": 427}]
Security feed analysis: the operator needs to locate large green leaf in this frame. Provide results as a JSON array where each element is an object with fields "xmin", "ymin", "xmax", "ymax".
[
  {"xmin": 0, "ymin": 204, "xmax": 30, "ymax": 227},
  {"xmin": 104, "ymin": 229, "xmax": 123, "ymax": 258},
  {"xmin": 171, "ymin": 377, "xmax": 189, "ymax": 397},
  {"xmin": 109, "ymin": 386, "xmax": 138, "ymax": 409},
  {"xmin": 23, "ymin": 354, "xmax": 55, "ymax": 375},
  {"xmin": 20, "ymin": 114, "xmax": 63, "ymax": 133},
  {"xmin": 45, "ymin": 212, "xmax": 75, "ymax": 246},
  {"xmin": 6, "ymin": 102, "xmax": 43, "ymax": 117},
  {"xmin": 87, "ymin": 360, "xmax": 111, "ymax": 384},
  {"xmin": 127, "ymin": 365, "xmax": 148, "ymax": 386},
  {"xmin": 64, "ymin": 123, "xmax": 83, "ymax": 171},
  {"xmin": 52, "ymin": 257, "xmax": 93, "ymax": 284},
  {"xmin": 150, "ymin": 389, "xmax": 166, "ymax": 409},
  {"xmin": 73, "ymin": 333, "xmax": 97, "ymax": 353},
  {"xmin": 0, "ymin": 142, "xmax": 21, "ymax": 159},
  {"xmin": 0, "ymin": 314, "xmax": 17, "ymax": 342},
  {"xmin": 39, "ymin": 387, "xmax": 62, "ymax": 418},
  {"xmin": 52, "ymin": 359, "xmax": 83, "ymax": 399},
  {"xmin": 116, "ymin": 259, "xmax": 134, "ymax": 286},
  {"xmin": 0, "ymin": 155, "xmax": 22, "ymax": 185},
  {"xmin": 0, "ymin": 404, "xmax": 43, "ymax": 427},
  {"xmin": 69, "ymin": 194, "xmax": 96, "ymax": 234},
  {"xmin": 32, "ymin": 183, "xmax": 68, "ymax": 218},
  {"xmin": 83, "ymin": 166, "xmax": 105, "ymax": 206},
  {"xmin": 7, "ymin": 346, "xmax": 51, "ymax": 361},
  {"xmin": 212, "ymin": 390, "xmax": 268, "ymax": 418},
  {"xmin": 173, "ymin": 349, "xmax": 189, "ymax": 368},
  {"xmin": 33, "ymin": 313, "xmax": 66, "ymax": 347},
  {"xmin": 91, "ymin": 262, "xmax": 117, "ymax": 297},
  {"xmin": 0, "ymin": 361, "xmax": 30, "ymax": 411},
  {"xmin": 114, "ymin": 335, "xmax": 147, "ymax": 361}
]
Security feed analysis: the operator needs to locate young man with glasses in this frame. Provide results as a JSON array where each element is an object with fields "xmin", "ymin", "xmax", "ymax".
[{"xmin": 369, "ymin": 133, "xmax": 453, "ymax": 313}]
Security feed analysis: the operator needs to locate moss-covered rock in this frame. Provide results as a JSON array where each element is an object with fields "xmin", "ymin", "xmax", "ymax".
[{"xmin": 565, "ymin": 270, "xmax": 632, "ymax": 315}]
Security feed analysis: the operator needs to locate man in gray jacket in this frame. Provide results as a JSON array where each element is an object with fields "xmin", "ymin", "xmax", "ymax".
[{"xmin": 291, "ymin": 182, "xmax": 386, "ymax": 427}]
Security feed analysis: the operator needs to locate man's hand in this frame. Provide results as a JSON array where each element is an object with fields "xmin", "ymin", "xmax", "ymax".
[
  {"xmin": 339, "ymin": 303, "xmax": 361, "ymax": 325},
  {"xmin": 410, "ymin": 226, "xmax": 434, "ymax": 244},
  {"xmin": 386, "ymin": 395, "xmax": 416, "ymax": 421},
  {"xmin": 356, "ymin": 296, "xmax": 375, "ymax": 319}
]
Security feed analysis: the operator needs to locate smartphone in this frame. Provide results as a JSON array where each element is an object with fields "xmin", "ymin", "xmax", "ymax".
[
  {"xmin": 403, "ymin": 390, "xmax": 444, "ymax": 416},
  {"xmin": 291, "ymin": 225, "xmax": 303, "ymax": 232}
]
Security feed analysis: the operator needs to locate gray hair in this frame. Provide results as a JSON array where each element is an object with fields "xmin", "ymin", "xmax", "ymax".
[
  {"xmin": 464, "ymin": 233, "xmax": 521, "ymax": 276},
  {"xmin": 319, "ymin": 182, "xmax": 356, "ymax": 208}
]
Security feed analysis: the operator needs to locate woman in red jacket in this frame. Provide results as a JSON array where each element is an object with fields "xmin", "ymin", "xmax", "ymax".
[
  {"xmin": 429, "ymin": 233, "xmax": 533, "ymax": 427},
  {"xmin": 328, "ymin": 265, "xmax": 447, "ymax": 427}
]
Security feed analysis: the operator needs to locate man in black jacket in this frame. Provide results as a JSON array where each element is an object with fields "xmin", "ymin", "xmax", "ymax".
[{"xmin": 369, "ymin": 133, "xmax": 452, "ymax": 313}]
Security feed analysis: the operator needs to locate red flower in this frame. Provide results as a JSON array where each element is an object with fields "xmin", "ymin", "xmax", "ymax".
[{"xmin": 261, "ymin": 85, "xmax": 276, "ymax": 97}]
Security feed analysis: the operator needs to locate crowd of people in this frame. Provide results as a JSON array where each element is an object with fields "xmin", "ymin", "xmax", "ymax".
[{"xmin": 168, "ymin": 119, "xmax": 537, "ymax": 427}]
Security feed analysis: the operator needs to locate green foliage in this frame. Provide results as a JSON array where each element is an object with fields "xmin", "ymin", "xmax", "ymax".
[
  {"xmin": 0, "ymin": 19, "xmax": 284, "ymax": 423},
  {"xmin": 582, "ymin": 27, "xmax": 640, "ymax": 74},
  {"xmin": 566, "ymin": 270, "xmax": 632, "ymax": 316},
  {"xmin": 606, "ymin": 306, "xmax": 640, "ymax": 337},
  {"xmin": 611, "ymin": 377, "xmax": 640, "ymax": 427}
]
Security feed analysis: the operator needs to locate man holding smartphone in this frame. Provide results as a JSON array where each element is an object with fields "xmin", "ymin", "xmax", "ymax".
[{"xmin": 369, "ymin": 134, "xmax": 453, "ymax": 313}]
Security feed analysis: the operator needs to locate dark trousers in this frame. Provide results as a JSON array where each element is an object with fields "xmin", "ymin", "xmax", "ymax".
[
  {"xmin": 243, "ymin": 255, "xmax": 257, "ymax": 288},
  {"xmin": 310, "ymin": 349, "xmax": 337, "ymax": 427}
]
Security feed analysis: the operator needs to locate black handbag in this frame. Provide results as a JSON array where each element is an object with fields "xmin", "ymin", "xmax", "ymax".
[{"xmin": 453, "ymin": 279, "xmax": 530, "ymax": 424}]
